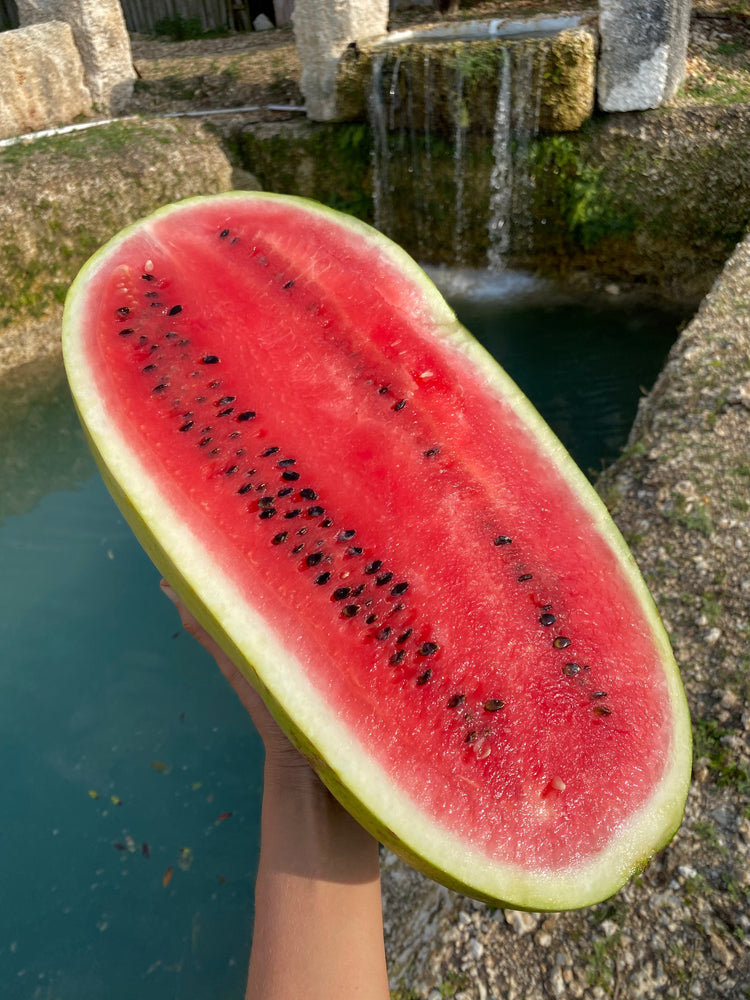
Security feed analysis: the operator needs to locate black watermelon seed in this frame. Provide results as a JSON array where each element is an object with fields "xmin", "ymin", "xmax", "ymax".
[
  {"xmin": 237, "ymin": 411, "xmax": 256, "ymax": 422},
  {"xmin": 116, "ymin": 306, "xmax": 130, "ymax": 318},
  {"xmin": 338, "ymin": 529, "xmax": 356, "ymax": 542},
  {"xmin": 300, "ymin": 488, "xmax": 317, "ymax": 500},
  {"xmin": 229, "ymin": 432, "xmax": 241, "ymax": 440},
  {"xmin": 141, "ymin": 273, "xmax": 155, "ymax": 281},
  {"xmin": 390, "ymin": 649, "xmax": 406, "ymax": 666},
  {"xmin": 258, "ymin": 496, "xmax": 275, "ymax": 507},
  {"xmin": 424, "ymin": 447, "xmax": 440, "ymax": 457},
  {"xmin": 418, "ymin": 641, "xmax": 439, "ymax": 656},
  {"xmin": 292, "ymin": 543, "xmax": 304, "ymax": 554},
  {"xmin": 218, "ymin": 407, "xmax": 234, "ymax": 417},
  {"xmin": 465, "ymin": 730, "xmax": 478, "ymax": 743},
  {"xmin": 225, "ymin": 465, "xmax": 239, "ymax": 476},
  {"xmin": 202, "ymin": 355, "xmax": 220, "ymax": 365},
  {"xmin": 390, "ymin": 603, "xmax": 406, "ymax": 614},
  {"xmin": 277, "ymin": 487, "xmax": 294, "ymax": 497},
  {"xmin": 283, "ymin": 279, "xmax": 295, "ymax": 289},
  {"xmin": 218, "ymin": 396, "xmax": 236, "ymax": 405},
  {"xmin": 594, "ymin": 705, "xmax": 612, "ymax": 717},
  {"xmin": 259, "ymin": 508, "xmax": 277, "ymax": 519},
  {"xmin": 168, "ymin": 305, "xmax": 182, "ymax": 316},
  {"xmin": 315, "ymin": 571, "xmax": 331, "ymax": 585},
  {"xmin": 447, "ymin": 693, "xmax": 465, "ymax": 708},
  {"xmin": 378, "ymin": 385, "xmax": 390, "ymax": 394},
  {"xmin": 376, "ymin": 627, "xmax": 392, "ymax": 641},
  {"xmin": 332, "ymin": 587, "xmax": 351, "ymax": 601},
  {"xmin": 237, "ymin": 483, "xmax": 253, "ymax": 495},
  {"xmin": 342, "ymin": 604, "xmax": 360, "ymax": 618},
  {"xmin": 539, "ymin": 613, "xmax": 557, "ymax": 627},
  {"xmin": 284, "ymin": 509, "xmax": 302, "ymax": 519},
  {"xmin": 209, "ymin": 447, "xmax": 221, "ymax": 456},
  {"xmin": 208, "ymin": 380, "xmax": 221, "ymax": 389},
  {"xmin": 347, "ymin": 546, "xmax": 363, "ymax": 556},
  {"xmin": 518, "ymin": 573, "xmax": 533, "ymax": 582},
  {"xmin": 138, "ymin": 335, "xmax": 148, "ymax": 344},
  {"xmin": 591, "ymin": 691, "xmax": 608, "ymax": 699},
  {"xmin": 306, "ymin": 552, "xmax": 323, "ymax": 567},
  {"xmin": 484, "ymin": 699, "xmax": 505, "ymax": 712},
  {"xmin": 278, "ymin": 458, "xmax": 296, "ymax": 468},
  {"xmin": 562, "ymin": 662, "xmax": 581, "ymax": 676},
  {"xmin": 376, "ymin": 572, "xmax": 394, "ymax": 587},
  {"xmin": 179, "ymin": 420, "xmax": 194, "ymax": 432},
  {"xmin": 390, "ymin": 581, "xmax": 409, "ymax": 597},
  {"xmin": 364, "ymin": 560, "xmax": 382, "ymax": 575},
  {"xmin": 262, "ymin": 447, "xmax": 280, "ymax": 457},
  {"xmin": 149, "ymin": 301, "xmax": 164, "ymax": 308},
  {"xmin": 308, "ymin": 506, "xmax": 325, "ymax": 517},
  {"xmin": 142, "ymin": 364, "xmax": 157, "ymax": 373},
  {"xmin": 149, "ymin": 343, "xmax": 159, "ymax": 353},
  {"xmin": 321, "ymin": 518, "xmax": 333, "ymax": 528},
  {"xmin": 282, "ymin": 470, "xmax": 300, "ymax": 481},
  {"xmin": 220, "ymin": 228, "xmax": 230, "ymax": 238},
  {"xmin": 416, "ymin": 669, "xmax": 432, "ymax": 686},
  {"xmin": 153, "ymin": 383, "xmax": 169, "ymax": 393},
  {"xmin": 164, "ymin": 328, "xmax": 177, "ymax": 335},
  {"xmin": 272, "ymin": 532, "xmax": 288, "ymax": 545},
  {"xmin": 393, "ymin": 399, "xmax": 407, "ymax": 411},
  {"xmin": 553, "ymin": 636, "xmax": 572, "ymax": 649},
  {"xmin": 365, "ymin": 613, "xmax": 378, "ymax": 624},
  {"xmin": 350, "ymin": 583, "xmax": 365, "ymax": 597},
  {"xmin": 119, "ymin": 327, "xmax": 134, "ymax": 336},
  {"xmin": 396, "ymin": 628, "xmax": 413, "ymax": 644}
]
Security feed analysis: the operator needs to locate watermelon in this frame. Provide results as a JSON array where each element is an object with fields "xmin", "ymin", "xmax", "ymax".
[{"xmin": 62, "ymin": 192, "xmax": 691, "ymax": 911}]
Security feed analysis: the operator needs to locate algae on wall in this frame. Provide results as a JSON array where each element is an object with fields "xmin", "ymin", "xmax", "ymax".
[{"xmin": 0, "ymin": 119, "xmax": 232, "ymax": 335}]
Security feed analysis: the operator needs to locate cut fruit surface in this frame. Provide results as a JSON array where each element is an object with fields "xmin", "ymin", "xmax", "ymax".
[{"xmin": 63, "ymin": 192, "xmax": 691, "ymax": 910}]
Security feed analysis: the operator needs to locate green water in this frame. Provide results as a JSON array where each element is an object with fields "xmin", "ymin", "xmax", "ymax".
[{"xmin": 0, "ymin": 277, "xmax": 685, "ymax": 999}]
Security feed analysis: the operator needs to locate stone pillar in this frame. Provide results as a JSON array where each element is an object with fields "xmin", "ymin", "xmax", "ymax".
[
  {"xmin": 293, "ymin": 0, "xmax": 388, "ymax": 121},
  {"xmin": 17, "ymin": 0, "xmax": 136, "ymax": 114},
  {"xmin": 597, "ymin": 0, "xmax": 691, "ymax": 112},
  {"xmin": 0, "ymin": 22, "xmax": 93, "ymax": 140}
]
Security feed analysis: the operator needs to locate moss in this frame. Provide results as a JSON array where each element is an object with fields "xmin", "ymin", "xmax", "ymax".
[{"xmin": 240, "ymin": 122, "xmax": 373, "ymax": 222}]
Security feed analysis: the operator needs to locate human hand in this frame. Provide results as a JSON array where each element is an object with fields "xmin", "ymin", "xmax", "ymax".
[{"xmin": 159, "ymin": 579, "xmax": 313, "ymax": 782}]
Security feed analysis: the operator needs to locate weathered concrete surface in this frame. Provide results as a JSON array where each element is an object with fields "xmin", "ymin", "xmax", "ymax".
[
  {"xmin": 382, "ymin": 230, "xmax": 750, "ymax": 999},
  {"xmin": 17, "ymin": 0, "xmax": 135, "ymax": 114},
  {"xmin": 0, "ymin": 119, "xmax": 233, "ymax": 375},
  {"xmin": 598, "ymin": 0, "xmax": 691, "ymax": 111},
  {"xmin": 0, "ymin": 22, "xmax": 92, "ymax": 141},
  {"xmin": 292, "ymin": 0, "xmax": 388, "ymax": 120}
]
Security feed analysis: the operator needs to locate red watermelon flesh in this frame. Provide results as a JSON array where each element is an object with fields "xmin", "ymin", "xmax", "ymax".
[{"xmin": 63, "ymin": 193, "xmax": 691, "ymax": 910}]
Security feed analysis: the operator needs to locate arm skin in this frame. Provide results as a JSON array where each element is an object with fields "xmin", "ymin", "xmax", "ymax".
[{"xmin": 161, "ymin": 581, "xmax": 391, "ymax": 1000}]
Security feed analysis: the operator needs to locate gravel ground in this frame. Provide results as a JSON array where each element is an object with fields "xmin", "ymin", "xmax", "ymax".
[{"xmin": 382, "ymin": 233, "xmax": 750, "ymax": 999}]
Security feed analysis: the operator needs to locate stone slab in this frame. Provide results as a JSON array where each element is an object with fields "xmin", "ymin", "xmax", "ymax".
[
  {"xmin": 597, "ymin": 0, "xmax": 691, "ymax": 111},
  {"xmin": 0, "ymin": 22, "xmax": 92, "ymax": 141},
  {"xmin": 293, "ymin": 0, "xmax": 388, "ymax": 120},
  {"xmin": 17, "ymin": 0, "xmax": 135, "ymax": 114}
]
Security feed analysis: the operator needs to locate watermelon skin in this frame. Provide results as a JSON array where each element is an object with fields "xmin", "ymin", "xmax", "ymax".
[{"xmin": 62, "ymin": 192, "xmax": 691, "ymax": 911}]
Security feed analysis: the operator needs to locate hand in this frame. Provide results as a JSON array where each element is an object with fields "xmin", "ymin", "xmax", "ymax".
[{"xmin": 159, "ymin": 579, "xmax": 311, "ymax": 779}]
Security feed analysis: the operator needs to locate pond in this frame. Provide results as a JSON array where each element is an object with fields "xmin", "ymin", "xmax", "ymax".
[{"xmin": 0, "ymin": 272, "xmax": 686, "ymax": 999}]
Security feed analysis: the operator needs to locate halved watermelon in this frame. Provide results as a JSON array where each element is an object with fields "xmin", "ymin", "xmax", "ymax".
[{"xmin": 62, "ymin": 192, "xmax": 691, "ymax": 911}]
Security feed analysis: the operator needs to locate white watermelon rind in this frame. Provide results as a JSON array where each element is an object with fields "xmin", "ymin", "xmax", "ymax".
[{"xmin": 63, "ymin": 191, "xmax": 692, "ymax": 911}]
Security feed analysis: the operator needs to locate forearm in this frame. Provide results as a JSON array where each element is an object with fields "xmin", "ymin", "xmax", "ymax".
[{"xmin": 246, "ymin": 765, "xmax": 390, "ymax": 1000}]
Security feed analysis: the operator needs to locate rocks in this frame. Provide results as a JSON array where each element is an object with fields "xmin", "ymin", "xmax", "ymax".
[
  {"xmin": 598, "ymin": 0, "xmax": 691, "ymax": 111},
  {"xmin": 292, "ymin": 0, "xmax": 388, "ymax": 120},
  {"xmin": 17, "ymin": 0, "xmax": 135, "ymax": 114},
  {"xmin": 0, "ymin": 22, "xmax": 92, "ymax": 141}
]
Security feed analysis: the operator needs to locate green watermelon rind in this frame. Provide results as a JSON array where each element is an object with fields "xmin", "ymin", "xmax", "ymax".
[{"xmin": 63, "ymin": 191, "xmax": 691, "ymax": 911}]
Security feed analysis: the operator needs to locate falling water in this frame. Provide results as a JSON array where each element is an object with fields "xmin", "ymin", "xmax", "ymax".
[
  {"xmin": 366, "ymin": 31, "xmax": 550, "ymax": 268},
  {"xmin": 487, "ymin": 51, "xmax": 512, "ymax": 269}
]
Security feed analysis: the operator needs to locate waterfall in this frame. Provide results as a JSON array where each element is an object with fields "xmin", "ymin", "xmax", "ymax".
[
  {"xmin": 366, "ymin": 32, "xmax": 551, "ymax": 268},
  {"xmin": 487, "ymin": 51, "xmax": 512, "ymax": 269}
]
